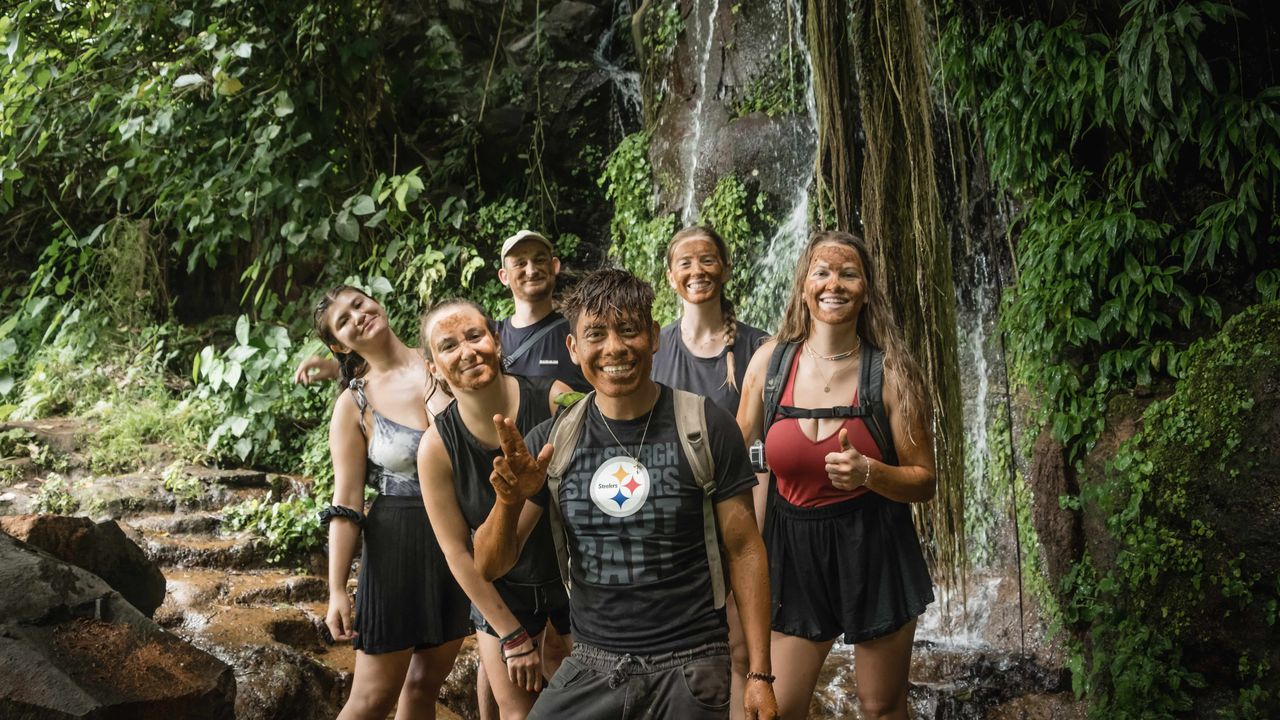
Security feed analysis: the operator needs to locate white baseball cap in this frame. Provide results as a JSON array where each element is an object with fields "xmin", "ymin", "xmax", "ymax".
[{"xmin": 500, "ymin": 229, "xmax": 554, "ymax": 260}]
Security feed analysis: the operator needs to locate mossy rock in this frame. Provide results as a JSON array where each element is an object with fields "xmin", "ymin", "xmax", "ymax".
[{"xmin": 1075, "ymin": 301, "xmax": 1280, "ymax": 716}]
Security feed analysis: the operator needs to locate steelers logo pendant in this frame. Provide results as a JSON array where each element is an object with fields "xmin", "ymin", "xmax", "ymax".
[{"xmin": 590, "ymin": 456, "xmax": 651, "ymax": 518}]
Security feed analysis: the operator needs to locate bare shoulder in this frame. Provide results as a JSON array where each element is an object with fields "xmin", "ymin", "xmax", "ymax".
[
  {"xmin": 330, "ymin": 388, "xmax": 359, "ymax": 428},
  {"xmin": 743, "ymin": 339, "xmax": 779, "ymax": 380}
]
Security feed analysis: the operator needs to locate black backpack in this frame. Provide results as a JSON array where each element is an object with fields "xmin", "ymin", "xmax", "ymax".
[{"xmin": 760, "ymin": 341, "xmax": 898, "ymax": 515}]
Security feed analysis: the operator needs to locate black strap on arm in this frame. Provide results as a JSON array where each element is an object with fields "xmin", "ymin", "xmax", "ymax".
[{"xmin": 502, "ymin": 317, "xmax": 568, "ymax": 370}]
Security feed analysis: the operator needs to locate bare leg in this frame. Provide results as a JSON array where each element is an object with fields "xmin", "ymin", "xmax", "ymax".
[
  {"xmin": 539, "ymin": 625, "xmax": 572, "ymax": 680},
  {"xmin": 476, "ymin": 632, "xmax": 535, "ymax": 720},
  {"xmin": 393, "ymin": 639, "xmax": 464, "ymax": 720},
  {"xmin": 853, "ymin": 619, "xmax": 917, "ymax": 720},
  {"xmin": 476, "ymin": 659, "xmax": 500, "ymax": 720},
  {"xmin": 770, "ymin": 631, "xmax": 836, "ymax": 720},
  {"xmin": 339, "ymin": 648, "xmax": 414, "ymax": 720},
  {"xmin": 725, "ymin": 596, "xmax": 749, "ymax": 720}
]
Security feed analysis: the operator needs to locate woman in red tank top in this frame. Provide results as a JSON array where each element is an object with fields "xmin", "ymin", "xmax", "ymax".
[{"xmin": 738, "ymin": 231, "xmax": 937, "ymax": 720}]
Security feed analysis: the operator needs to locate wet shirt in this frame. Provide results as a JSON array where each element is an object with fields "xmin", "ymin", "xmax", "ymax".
[
  {"xmin": 498, "ymin": 312, "xmax": 590, "ymax": 392},
  {"xmin": 527, "ymin": 384, "xmax": 757, "ymax": 654},
  {"xmin": 434, "ymin": 375, "xmax": 561, "ymax": 585},
  {"xmin": 651, "ymin": 320, "xmax": 769, "ymax": 415},
  {"xmin": 350, "ymin": 378, "xmax": 423, "ymax": 497}
]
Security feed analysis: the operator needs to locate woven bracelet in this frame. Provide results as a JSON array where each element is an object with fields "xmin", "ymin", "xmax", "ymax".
[
  {"xmin": 746, "ymin": 671, "xmax": 776, "ymax": 684},
  {"xmin": 318, "ymin": 505, "xmax": 366, "ymax": 527}
]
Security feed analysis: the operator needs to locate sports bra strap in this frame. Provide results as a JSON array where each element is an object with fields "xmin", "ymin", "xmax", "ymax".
[{"xmin": 348, "ymin": 378, "xmax": 370, "ymax": 436}]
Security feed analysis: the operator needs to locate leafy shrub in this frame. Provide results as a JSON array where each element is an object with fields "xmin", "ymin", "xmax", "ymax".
[{"xmin": 32, "ymin": 475, "xmax": 78, "ymax": 515}]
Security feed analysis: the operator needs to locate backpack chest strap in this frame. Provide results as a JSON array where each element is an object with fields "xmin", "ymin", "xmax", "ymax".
[{"xmin": 774, "ymin": 404, "xmax": 870, "ymax": 420}]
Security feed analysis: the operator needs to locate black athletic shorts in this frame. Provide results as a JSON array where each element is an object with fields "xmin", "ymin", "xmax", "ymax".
[
  {"xmin": 471, "ymin": 577, "xmax": 571, "ymax": 638},
  {"xmin": 766, "ymin": 491, "xmax": 934, "ymax": 644}
]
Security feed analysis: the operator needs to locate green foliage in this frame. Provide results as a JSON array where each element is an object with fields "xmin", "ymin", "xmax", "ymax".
[
  {"xmin": 696, "ymin": 175, "xmax": 774, "ymax": 323},
  {"xmin": 644, "ymin": 1, "xmax": 684, "ymax": 57},
  {"xmin": 731, "ymin": 46, "xmax": 807, "ymax": 118},
  {"xmin": 600, "ymin": 131, "xmax": 679, "ymax": 322},
  {"xmin": 86, "ymin": 393, "xmax": 211, "ymax": 474},
  {"xmin": 32, "ymin": 474, "xmax": 78, "ymax": 515},
  {"xmin": 161, "ymin": 461, "xmax": 204, "ymax": 507},
  {"xmin": 1059, "ymin": 302, "xmax": 1280, "ymax": 718},
  {"xmin": 941, "ymin": 0, "xmax": 1280, "ymax": 456},
  {"xmin": 223, "ymin": 494, "xmax": 323, "ymax": 564}
]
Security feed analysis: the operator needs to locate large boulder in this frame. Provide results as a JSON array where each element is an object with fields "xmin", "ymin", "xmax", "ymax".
[
  {"xmin": 0, "ymin": 532, "xmax": 235, "ymax": 719},
  {"xmin": 0, "ymin": 515, "xmax": 166, "ymax": 617}
]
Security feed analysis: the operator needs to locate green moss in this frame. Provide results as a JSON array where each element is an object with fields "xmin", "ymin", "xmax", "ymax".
[
  {"xmin": 731, "ymin": 46, "xmax": 807, "ymax": 119},
  {"xmin": 1063, "ymin": 301, "xmax": 1280, "ymax": 718}
]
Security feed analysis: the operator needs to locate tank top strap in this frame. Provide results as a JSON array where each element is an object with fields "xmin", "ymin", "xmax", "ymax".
[{"xmin": 348, "ymin": 377, "xmax": 370, "ymax": 436}]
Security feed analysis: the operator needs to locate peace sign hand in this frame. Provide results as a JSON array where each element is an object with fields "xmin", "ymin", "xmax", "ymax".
[
  {"xmin": 490, "ymin": 414, "xmax": 554, "ymax": 506},
  {"xmin": 825, "ymin": 428, "xmax": 870, "ymax": 491}
]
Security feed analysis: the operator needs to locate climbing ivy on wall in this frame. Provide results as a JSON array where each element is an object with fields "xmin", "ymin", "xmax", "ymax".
[
  {"xmin": 942, "ymin": 0, "xmax": 1280, "ymax": 454},
  {"xmin": 942, "ymin": 1, "xmax": 1280, "ymax": 716}
]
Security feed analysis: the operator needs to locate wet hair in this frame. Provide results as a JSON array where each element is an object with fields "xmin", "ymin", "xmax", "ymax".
[
  {"xmin": 776, "ymin": 230, "xmax": 928, "ymax": 433},
  {"xmin": 562, "ymin": 267, "xmax": 655, "ymax": 335},
  {"xmin": 419, "ymin": 297, "xmax": 502, "ymax": 375},
  {"xmin": 666, "ymin": 225, "xmax": 741, "ymax": 392},
  {"xmin": 313, "ymin": 285, "xmax": 371, "ymax": 390}
]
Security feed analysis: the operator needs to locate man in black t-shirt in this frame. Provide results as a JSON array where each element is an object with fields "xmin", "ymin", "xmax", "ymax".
[
  {"xmin": 496, "ymin": 229, "xmax": 590, "ymax": 392},
  {"xmin": 473, "ymin": 269, "xmax": 779, "ymax": 720}
]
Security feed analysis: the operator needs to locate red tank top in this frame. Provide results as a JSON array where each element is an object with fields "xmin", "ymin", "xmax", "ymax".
[{"xmin": 764, "ymin": 351, "xmax": 880, "ymax": 508}]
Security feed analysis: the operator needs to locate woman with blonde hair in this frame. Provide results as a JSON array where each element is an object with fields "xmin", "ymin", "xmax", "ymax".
[{"xmin": 737, "ymin": 231, "xmax": 935, "ymax": 720}]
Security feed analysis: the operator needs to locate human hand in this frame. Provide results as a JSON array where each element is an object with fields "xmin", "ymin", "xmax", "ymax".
[
  {"xmin": 825, "ymin": 428, "xmax": 869, "ymax": 491},
  {"xmin": 504, "ymin": 635, "xmax": 543, "ymax": 693},
  {"xmin": 325, "ymin": 590, "xmax": 358, "ymax": 642},
  {"xmin": 490, "ymin": 415, "xmax": 553, "ymax": 506},
  {"xmin": 295, "ymin": 356, "xmax": 339, "ymax": 385},
  {"xmin": 743, "ymin": 677, "xmax": 779, "ymax": 719}
]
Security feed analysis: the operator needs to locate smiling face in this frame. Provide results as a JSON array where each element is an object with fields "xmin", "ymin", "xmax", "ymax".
[
  {"xmin": 666, "ymin": 235, "xmax": 728, "ymax": 306},
  {"xmin": 499, "ymin": 239, "xmax": 560, "ymax": 303},
  {"xmin": 322, "ymin": 289, "xmax": 389, "ymax": 353},
  {"xmin": 803, "ymin": 241, "xmax": 868, "ymax": 327},
  {"xmin": 424, "ymin": 305, "xmax": 502, "ymax": 392},
  {"xmin": 568, "ymin": 309, "xmax": 659, "ymax": 399}
]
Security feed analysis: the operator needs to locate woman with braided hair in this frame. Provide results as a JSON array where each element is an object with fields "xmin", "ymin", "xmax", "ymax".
[
  {"xmin": 652, "ymin": 225, "xmax": 768, "ymax": 415},
  {"xmin": 651, "ymin": 225, "xmax": 768, "ymax": 719},
  {"xmin": 314, "ymin": 285, "xmax": 470, "ymax": 720}
]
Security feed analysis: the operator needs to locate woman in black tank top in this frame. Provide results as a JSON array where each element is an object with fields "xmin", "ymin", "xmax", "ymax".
[{"xmin": 417, "ymin": 299, "xmax": 574, "ymax": 720}]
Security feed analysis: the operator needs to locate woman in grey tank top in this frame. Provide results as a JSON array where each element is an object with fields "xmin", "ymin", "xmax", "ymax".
[{"xmin": 315, "ymin": 285, "xmax": 469, "ymax": 720}]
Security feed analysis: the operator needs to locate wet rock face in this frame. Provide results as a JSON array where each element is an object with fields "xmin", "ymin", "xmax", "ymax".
[
  {"xmin": 1027, "ymin": 428, "xmax": 1081, "ymax": 597},
  {"xmin": 0, "ymin": 532, "xmax": 235, "ymax": 719},
  {"xmin": 0, "ymin": 514, "xmax": 167, "ymax": 618}
]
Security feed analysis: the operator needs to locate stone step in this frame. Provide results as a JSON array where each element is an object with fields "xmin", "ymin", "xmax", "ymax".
[
  {"xmin": 126, "ymin": 511, "xmax": 224, "ymax": 535},
  {"xmin": 157, "ymin": 567, "xmax": 330, "ymax": 625},
  {"xmin": 143, "ymin": 530, "xmax": 272, "ymax": 570}
]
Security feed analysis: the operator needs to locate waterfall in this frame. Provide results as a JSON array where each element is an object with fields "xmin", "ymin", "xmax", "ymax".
[
  {"xmin": 678, "ymin": 0, "xmax": 725, "ymax": 225},
  {"xmin": 736, "ymin": 0, "xmax": 819, "ymax": 332},
  {"xmin": 593, "ymin": 0, "xmax": 643, "ymax": 142}
]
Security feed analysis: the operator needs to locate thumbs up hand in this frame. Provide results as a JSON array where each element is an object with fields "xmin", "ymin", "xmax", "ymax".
[{"xmin": 825, "ymin": 428, "xmax": 869, "ymax": 491}]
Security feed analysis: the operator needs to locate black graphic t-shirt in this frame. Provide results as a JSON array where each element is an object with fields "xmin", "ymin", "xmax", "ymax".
[
  {"xmin": 498, "ymin": 312, "xmax": 590, "ymax": 392},
  {"xmin": 526, "ymin": 384, "xmax": 757, "ymax": 654},
  {"xmin": 651, "ymin": 320, "xmax": 769, "ymax": 415}
]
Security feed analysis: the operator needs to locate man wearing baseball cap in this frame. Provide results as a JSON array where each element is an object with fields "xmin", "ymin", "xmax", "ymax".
[{"xmin": 496, "ymin": 229, "xmax": 590, "ymax": 392}]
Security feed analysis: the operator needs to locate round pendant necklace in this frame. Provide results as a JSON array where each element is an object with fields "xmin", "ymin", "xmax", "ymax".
[
  {"xmin": 805, "ymin": 340, "xmax": 860, "ymax": 393},
  {"xmin": 598, "ymin": 397, "xmax": 655, "ymax": 475}
]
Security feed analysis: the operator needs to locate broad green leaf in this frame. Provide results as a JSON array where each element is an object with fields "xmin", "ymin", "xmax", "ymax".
[
  {"xmin": 216, "ymin": 74, "xmax": 243, "ymax": 96},
  {"xmin": 335, "ymin": 211, "xmax": 358, "ymax": 242},
  {"xmin": 273, "ymin": 91, "xmax": 294, "ymax": 117},
  {"xmin": 351, "ymin": 195, "xmax": 376, "ymax": 216},
  {"xmin": 235, "ymin": 314, "xmax": 250, "ymax": 346},
  {"xmin": 173, "ymin": 74, "xmax": 205, "ymax": 89}
]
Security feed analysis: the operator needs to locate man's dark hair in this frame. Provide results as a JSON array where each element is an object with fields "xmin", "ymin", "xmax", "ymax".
[{"xmin": 562, "ymin": 267, "xmax": 655, "ymax": 334}]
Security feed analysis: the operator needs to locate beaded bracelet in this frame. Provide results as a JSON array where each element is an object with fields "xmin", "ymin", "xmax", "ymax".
[
  {"xmin": 318, "ymin": 505, "xmax": 366, "ymax": 527},
  {"xmin": 746, "ymin": 671, "xmax": 776, "ymax": 684}
]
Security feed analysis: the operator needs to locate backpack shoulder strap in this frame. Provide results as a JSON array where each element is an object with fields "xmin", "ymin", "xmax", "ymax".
[
  {"xmin": 544, "ymin": 390, "xmax": 593, "ymax": 594},
  {"xmin": 858, "ymin": 343, "xmax": 898, "ymax": 466},
  {"xmin": 502, "ymin": 316, "xmax": 568, "ymax": 369},
  {"xmin": 672, "ymin": 388, "xmax": 726, "ymax": 610},
  {"xmin": 761, "ymin": 341, "xmax": 799, "ymax": 438}
]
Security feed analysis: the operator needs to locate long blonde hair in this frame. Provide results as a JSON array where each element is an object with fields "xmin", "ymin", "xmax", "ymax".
[
  {"xmin": 776, "ymin": 230, "xmax": 929, "ymax": 432},
  {"xmin": 666, "ymin": 225, "xmax": 741, "ymax": 392}
]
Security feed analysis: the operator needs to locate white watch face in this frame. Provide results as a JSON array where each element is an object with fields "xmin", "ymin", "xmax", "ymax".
[{"xmin": 589, "ymin": 456, "xmax": 651, "ymax": 518}]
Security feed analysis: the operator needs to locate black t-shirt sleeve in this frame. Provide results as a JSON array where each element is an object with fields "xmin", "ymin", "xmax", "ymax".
[
  {"xmin": 705, "ymin": 398, "xmax": 758, "ymax": 503},
  {"xmin": 524, "ymin": 417, "xmax": 554, "ymax": 507}
]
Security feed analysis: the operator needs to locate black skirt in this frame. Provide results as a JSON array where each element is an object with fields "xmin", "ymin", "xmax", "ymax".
[
  {"xmin": 766, "ymin": 491, "xmax": 934, "ymax": 644},
  {"xmin": 354, "ymin": 495, "xmax": 472, "ymax": 654}
]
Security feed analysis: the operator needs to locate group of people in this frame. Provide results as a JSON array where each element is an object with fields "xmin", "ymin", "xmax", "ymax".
[{"xmin": 302, "ymin": 226, "xmax": 937, "ymax": 720}]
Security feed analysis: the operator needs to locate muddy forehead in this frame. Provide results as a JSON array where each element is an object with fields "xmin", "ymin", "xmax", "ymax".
[
  {"xmin": 810, "ymin": 242, "xmax": 862, "ymax": 269},
  {"xmin": 428, "ymin": 307, "xmax": 488, "ymax": 342},
  {"xmin": 670, "ymin": 236, "xmax": 721, "ymax": 260},
  {"xmin": 576, "ymin": 306, "xmax": 650, "ymax": 330}
]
